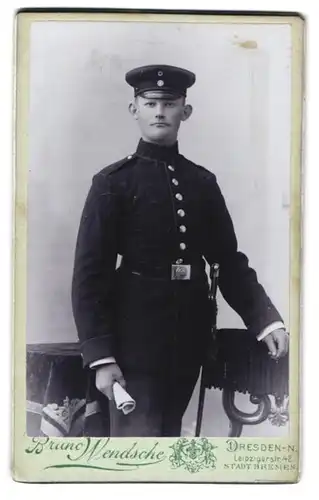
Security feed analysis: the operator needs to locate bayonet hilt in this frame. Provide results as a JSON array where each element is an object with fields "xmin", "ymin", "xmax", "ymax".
[{"xmin": 209, "ymin": 263, "xmax": 220, "ymax": 301}]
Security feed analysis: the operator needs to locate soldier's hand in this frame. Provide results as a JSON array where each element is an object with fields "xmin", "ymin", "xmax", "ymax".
[
  {"xmin": 262, "ymin": 328, "xmax": 289, "ymax": 360},
  {"xmin": 95, "ymin": 363, "xmax": 126, "ymax": 400}
]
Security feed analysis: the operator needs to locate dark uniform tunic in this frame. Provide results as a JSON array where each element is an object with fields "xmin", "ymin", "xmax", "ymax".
[{"xmin": 72, "ymin": 138, "xmax": 282, "ymax": 435}]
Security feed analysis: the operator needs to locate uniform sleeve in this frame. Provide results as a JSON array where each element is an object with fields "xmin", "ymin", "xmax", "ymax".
[
  {"xmin": 204, "ymin": 176, "xmax": 283, "ymax": 337},
  {"xmin": 71, "ymin": 173, "xmax": 119, "ymax": 367}
]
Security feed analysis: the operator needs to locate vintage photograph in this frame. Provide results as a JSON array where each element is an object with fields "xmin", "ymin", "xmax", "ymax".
[
  {"xmin": 12, "ymin": 9, "xmax": 303, "ymax": 483},
  {"xmin": 26, "ymin": 12, "xmax": 298, "ymax": 437},
  {"xmin": 24, "ymin": 14, "xmax": 293, "ymax": 440}
]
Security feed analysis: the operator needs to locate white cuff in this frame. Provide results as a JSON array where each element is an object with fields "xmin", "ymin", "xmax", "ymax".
[
  {"xmin": 257, "ymin": 321, "xmax": 285, "ymax": 341},
  {"xmin": 89, "ymin": 357, "xmax": 116, "ymax": 369}
]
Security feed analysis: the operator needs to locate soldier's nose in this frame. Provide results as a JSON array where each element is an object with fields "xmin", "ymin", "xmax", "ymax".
[{"xmin": 155, "ymin": 103, "xmax": 165, "ymax": 116}]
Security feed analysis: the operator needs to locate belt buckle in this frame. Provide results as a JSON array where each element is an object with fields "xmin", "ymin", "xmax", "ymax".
[{"xmin": 171, "ymin": 264, "xmax": 191, "ymax": 280}]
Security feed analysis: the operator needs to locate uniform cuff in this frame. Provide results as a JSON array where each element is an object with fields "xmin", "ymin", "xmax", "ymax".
[
  {"xmin": 89, "ymin": 357, "xmax": 116, "ymax": 369},
  {"xmin": 257, "ymin": 321, "xmax": 285, "ymax": 341},
  {"xmin": 81, "ymin": 334, "xmax": 115, "ymax": 368}
]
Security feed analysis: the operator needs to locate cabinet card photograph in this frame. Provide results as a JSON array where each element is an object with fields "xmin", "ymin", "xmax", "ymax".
[{"xmin": 13, "ymin": 9, "xmax": 304, "ymax": 483}]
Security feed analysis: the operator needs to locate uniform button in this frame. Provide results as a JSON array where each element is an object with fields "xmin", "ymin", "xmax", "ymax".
[
  {"xmin": 180, "ymin": 243, "xmax": 186, "ymax": 250},
  {"xmin": 177, "ymin": 209, "xmax": 185, "ymax": 217},
  {"xmin": 127, "ymin": 155, "xmax": 132, "ymax": 159},
  {"xmin": 172, "ymin": 178, "xmax": 179, "ymax": 186},
  {"xmin": 175, "ymin": 193, "xmax": 183, "ymax": 201},
  {"xmin": 179, "ymin": 225, "xmax": 187, "ymax": 233},
  {"xmin": 176, "ymin": 258, "xmax": 183, "ymax": 264},
  {"xmin": 168, "ymin": 165, "xmax": 175, "ymax": 171}
]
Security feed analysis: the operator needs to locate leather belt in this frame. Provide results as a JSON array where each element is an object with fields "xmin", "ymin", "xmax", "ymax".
[{"xmin": 120, "ymin": 261, "xmax": 206, "ymax": 281}]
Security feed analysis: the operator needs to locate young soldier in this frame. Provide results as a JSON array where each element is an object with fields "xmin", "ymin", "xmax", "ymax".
[{"xmin": 72, "ymin": 64, "xmax": 289, "ymax": 437}]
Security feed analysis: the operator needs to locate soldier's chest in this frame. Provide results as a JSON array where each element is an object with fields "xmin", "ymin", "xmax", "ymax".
[{"xmin": 124, "ymin": 162, "xmax": 206, "ymax": 224}]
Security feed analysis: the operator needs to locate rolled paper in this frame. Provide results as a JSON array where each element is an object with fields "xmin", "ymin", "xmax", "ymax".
[{"xmin": 112, "ymin": 382, "xmax": 136, "ymax": 415}]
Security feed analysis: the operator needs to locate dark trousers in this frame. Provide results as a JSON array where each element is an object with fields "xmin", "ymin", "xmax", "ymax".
[{"xmin": 109, "ymin": 367, "xmax": 200, "ymax": 437}]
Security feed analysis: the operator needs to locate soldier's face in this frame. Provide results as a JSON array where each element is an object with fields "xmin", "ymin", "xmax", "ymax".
[{"xmin": 129, "ymin": 95, "xmax": 192, "ymax": 145}]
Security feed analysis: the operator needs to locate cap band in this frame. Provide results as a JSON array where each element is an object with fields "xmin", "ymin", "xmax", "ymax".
[{"xmin": 135, "ymin": 88, "xmax": 186, "ymax": 98}]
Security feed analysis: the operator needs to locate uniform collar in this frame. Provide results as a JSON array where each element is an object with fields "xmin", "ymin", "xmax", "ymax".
[{"xmin": 136, "ymin": 138, "xmax": 179, "ymax": 161}]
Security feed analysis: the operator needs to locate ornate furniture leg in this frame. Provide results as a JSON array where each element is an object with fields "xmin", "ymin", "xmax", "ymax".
[
  {"xmin": 268, "ymin": 395, "xmax": 289, "ymax": 427},
  {"xmin": 222, "ymin": 389, "xmax": 272, "ymax": 437}
]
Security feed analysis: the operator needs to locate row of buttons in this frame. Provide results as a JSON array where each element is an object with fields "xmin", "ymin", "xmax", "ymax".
[{"xmin": 168, "ymin": 164, "xmax": 187, "ymax": 264}]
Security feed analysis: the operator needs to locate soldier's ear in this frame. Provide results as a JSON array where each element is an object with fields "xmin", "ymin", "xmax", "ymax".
[
  {"xmin": 181, "ymin": 104, "xmax": 193, "ymax": 122},
  {"xmin": 128, "ymin": 101, "xmax": 139, "ymax": 120}
]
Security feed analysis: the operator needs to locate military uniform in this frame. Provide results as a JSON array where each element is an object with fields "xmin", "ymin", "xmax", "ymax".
[{"xmin": 71, "ymin": 65, "xmax": 283, "ymax": 437}]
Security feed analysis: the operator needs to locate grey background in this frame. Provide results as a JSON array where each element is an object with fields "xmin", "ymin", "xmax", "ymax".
[{"xmin": 27, "ymin": 21, "xmax": 291, "ymax": 436}]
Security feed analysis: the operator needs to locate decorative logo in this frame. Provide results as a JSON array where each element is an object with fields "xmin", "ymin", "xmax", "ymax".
[
  {"xmin": 157, "ymin": 79, "xmax": 164, "ymax": 87},
  {"xmin": 169, "ymin": 438, "xmax": 217, "ymax": 473}
]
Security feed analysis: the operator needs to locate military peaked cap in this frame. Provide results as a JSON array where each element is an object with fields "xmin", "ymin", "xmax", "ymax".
[{"xmin": 125, "ymin": 64, "xmax": 196, "ymax": 98}]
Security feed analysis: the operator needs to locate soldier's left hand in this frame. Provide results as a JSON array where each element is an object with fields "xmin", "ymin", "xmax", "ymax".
[{"xmin": 262, "ymin": 328, "xmax": 289, "ymax": 360}]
